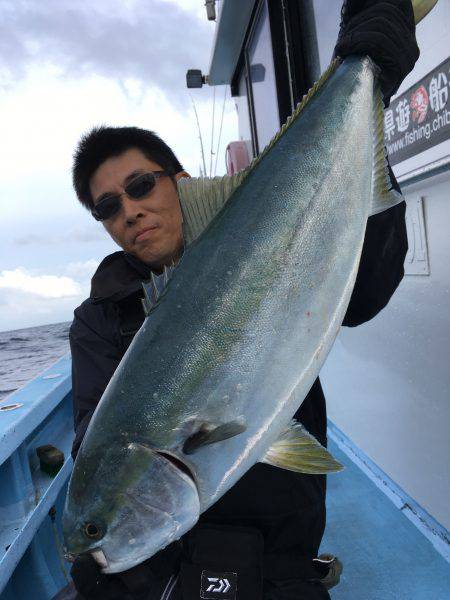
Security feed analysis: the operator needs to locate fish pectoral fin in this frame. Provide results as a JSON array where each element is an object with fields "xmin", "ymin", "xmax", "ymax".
[
  {"xmin": 182, "ymin": 420, "xmax": 247, "ymax": 455},
  {"xmin": 261, "ymin": 420, "xmax": 344, "ymax": 474}
]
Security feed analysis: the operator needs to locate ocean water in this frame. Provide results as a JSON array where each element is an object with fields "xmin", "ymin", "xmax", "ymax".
[{"xmin": 0, "ymin": 321, "xmax": 70, "ymax": 401}]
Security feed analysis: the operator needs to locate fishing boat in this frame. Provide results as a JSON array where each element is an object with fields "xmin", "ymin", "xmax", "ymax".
[{"xmin": 1, "ymin": 1, "xmax": 449, "ymax": 598}]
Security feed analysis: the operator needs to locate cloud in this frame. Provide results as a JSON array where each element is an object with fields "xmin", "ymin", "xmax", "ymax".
[
  {"xmin": 0, "ymin": 0, "xmax": 213, "ymax": 107},
  {"xmin": 14, "ymin": 226, "xmax": 107, "ymax": 245},
  {"xmin": 0, "ymin": 267, "xmax": 81, "ymax": 298},
  {"xmin": 0, "ymin": 289, "xmax": 81, "ymax": 332},
  {"xmin": 0, "ymin": 260, "xmax": 101, "ymax": 330},
  {"xmin": 65, "ymin": 259, "xmax": 100, "ymax": 280}
]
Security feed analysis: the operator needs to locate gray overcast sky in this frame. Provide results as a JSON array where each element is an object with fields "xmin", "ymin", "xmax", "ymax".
[
  {"xmin": 1, "ymin": 0, "xmax": 210, "ymax": 107},
  {"xmin": 0, "ymin": 0, "xmax": 238, "ymax": 331}
]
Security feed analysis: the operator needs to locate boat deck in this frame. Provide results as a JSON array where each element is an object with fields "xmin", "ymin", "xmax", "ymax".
[
  {"xmin": 323, "ymin": 433, "xmax": 450, "ymax": 599},
  {"xmin": 0, "ymin": 356, "xmax": 449, "ymax": 599}
]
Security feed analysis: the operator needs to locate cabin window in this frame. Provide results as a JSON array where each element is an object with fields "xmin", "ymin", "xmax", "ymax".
[
  {"xmin": 235, "ymin": 69, "xmax": 254, "ymax": 161},
  {"xmin": 247, "ymin": 0, "xmax": 280, "ymax": 153},
  {"xmin": 231, "ymin": 0, "xmax": 322, "ymax": 157},
  {"xmin": 312, "ymin": 0, "xmax": 341, "ymax": 72}
]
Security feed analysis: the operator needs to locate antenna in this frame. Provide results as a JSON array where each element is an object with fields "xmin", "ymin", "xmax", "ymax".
[
  {"xmin": 190, "ymin": 93, "xmax": 207, "ymax": 177},
  {"xmin": 209, "ymin": 86, "xmax": 216, "ymax": 177},
  {"xmin": 214, "ymin": 85, "xmax": 228, "ymax": 176}
]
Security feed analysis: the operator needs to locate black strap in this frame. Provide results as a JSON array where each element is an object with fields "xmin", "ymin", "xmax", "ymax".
[{"xmin": 116, "ymin": 294, "xmax": 146, "ymax": 348}]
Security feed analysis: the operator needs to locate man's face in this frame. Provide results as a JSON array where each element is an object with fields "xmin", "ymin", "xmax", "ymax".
[{"xmin": 90, "ymin": 148, "xmax": 187, "ymax": 269}]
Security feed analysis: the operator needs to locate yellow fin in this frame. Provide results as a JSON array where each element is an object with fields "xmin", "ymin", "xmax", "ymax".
[{"xmin": 261, "ymin": 420, "xmax": 344, "ymax": 475}]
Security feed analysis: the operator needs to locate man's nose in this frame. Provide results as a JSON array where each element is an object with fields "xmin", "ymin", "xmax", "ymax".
[{"xmin": 121, "ymin": 195, "xmax": 145, "ymax": 224}]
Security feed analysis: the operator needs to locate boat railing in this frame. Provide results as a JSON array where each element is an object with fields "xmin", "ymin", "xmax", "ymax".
[{"xmin": 0, "ymin": 354, "xmax": 74, "ymax": 600}]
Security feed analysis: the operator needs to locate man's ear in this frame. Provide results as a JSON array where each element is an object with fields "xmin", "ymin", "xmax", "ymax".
[{"xmin": 175, "ymin": 170, "xmax": 191, "ymax": 181}]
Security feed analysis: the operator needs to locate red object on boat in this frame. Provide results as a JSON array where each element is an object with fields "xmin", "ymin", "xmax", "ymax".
[{"xmin": 225, "ymin": 141, "xmax": 250, "ymax": 175}]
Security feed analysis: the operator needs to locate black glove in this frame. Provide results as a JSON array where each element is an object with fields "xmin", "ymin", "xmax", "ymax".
[
  {"xmin": 334, "ymin": 0, "xmax": 420, "ymax": 104},
  {"xmin": 70, "ymin": 541, "xmax": 182, "ymax": 600}
]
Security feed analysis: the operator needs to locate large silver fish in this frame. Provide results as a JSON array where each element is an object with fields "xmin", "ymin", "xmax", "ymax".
[{"xmin": 63, "ymin": 0, "xmax": 436, "ymax": 573}]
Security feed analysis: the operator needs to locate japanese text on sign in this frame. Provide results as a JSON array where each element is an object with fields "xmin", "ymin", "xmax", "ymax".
[{"xmin": 384, "ymin": 57, "xmax": 450, "ymax": 166}]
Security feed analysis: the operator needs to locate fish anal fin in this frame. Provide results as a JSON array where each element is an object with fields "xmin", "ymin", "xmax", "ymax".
[
  {"xmin": 141, "ymin": 266, "xmax": 175, "ymax": 317},
  {"xmin": 141, "ymin": 281, "xmax": 157, "ymax": 316},
  {"xmin": 183, "ymin": 420, "xmax": 247, "ymax": 455},
  {"xmin": 261, "ymin": 420, "xmax": 344, "ymax": 475}
]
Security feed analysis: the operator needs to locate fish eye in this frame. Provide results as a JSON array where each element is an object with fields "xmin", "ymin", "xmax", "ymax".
[{"xmin": 84, "ymin": 522, "xmax": 103, "ymax": 539}]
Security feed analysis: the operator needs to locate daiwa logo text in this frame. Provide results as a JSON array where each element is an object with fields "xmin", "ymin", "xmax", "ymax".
[
  {"xmin": 200, "ymin": 570, "xmax": 237, "ymax": 599},
  {"xmin": 206, "ymin": 578, "xmax": 231, "ymax": 592}
]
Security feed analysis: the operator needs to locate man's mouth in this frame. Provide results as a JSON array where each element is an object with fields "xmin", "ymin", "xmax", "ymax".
[{"xmin": 135, "ymin": 225, "xmax": 158, "ymax": 243}]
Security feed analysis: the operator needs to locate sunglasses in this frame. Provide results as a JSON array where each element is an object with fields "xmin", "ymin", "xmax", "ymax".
[{"xmin": 91, "ymin": 171, "xmax": 171, "ymax": 221}]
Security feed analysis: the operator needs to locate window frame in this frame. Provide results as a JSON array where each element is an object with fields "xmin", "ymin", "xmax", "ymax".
[{"xmin": 231, "ymin": 0, "xmax": 317, "ymax": 157}]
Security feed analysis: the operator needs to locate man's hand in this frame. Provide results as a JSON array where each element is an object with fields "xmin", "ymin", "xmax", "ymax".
[{"xmin": 334, "ymin": 0, "xmax": 420, "ymax": 104}]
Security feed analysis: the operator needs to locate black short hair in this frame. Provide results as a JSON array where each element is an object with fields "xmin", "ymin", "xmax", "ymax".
[{"xmin": 72, "ymin": 126, "xmax": 184, "ymax": 210}]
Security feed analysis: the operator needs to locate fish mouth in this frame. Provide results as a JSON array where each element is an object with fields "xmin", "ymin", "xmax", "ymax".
[
  {"xmin": 90, "ymin": 548, "xmax": 108, "ymax": 569},
  {"xmin": 86, "ymin": 545, "xmax": 151, "ymax": 573},
  {"xmin": 63, "ymin": 548, "xmax": 107, "ymax": 568}
]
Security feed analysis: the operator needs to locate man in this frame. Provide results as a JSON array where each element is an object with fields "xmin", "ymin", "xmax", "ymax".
[{"xmin": 68, "ymin": 2, "xmax": 419, "ymax": 598}]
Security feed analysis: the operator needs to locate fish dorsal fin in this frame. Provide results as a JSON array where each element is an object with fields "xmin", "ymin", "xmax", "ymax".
[
  {"xmin": 178, "ymin": 58, "xmax": 341, "ymax": 246},
  {"xmin": 369, "ymin": 88, "xmax": 403, "ymax": 215},
  {"xmin": 141, "ymin": 264, "xmax": 175, "ymax": 317},
  {"xmin": 177, "ymin": 172, "xmax": 248, "ymax": 245},
  {"xmin": 261, "ymin": 420, "xmax": 344, "ymax": 474},
  {"xmin": 182, "ymin": 419, "xmax": 247, "ymax": 455}
]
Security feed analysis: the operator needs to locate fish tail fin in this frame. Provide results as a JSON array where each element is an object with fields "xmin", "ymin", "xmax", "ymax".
[
  {"xmin": 261, "ymin": 420, "xmax": 344, "ymax": 475},
  {"xmin": 412, "ymin": 0, "xmax": 438, "ymax": 24},
  {"xmin": 369, "ymin": 88, "xmax": 403, "ymax": 216}
]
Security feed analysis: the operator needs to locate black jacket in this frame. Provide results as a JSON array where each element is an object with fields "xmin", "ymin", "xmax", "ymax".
[{"xmin": 69, "ymin": 200, "xmax": 407, "ymax": 583}]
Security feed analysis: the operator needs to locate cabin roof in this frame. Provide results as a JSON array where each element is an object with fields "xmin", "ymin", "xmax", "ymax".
[{"xmin": 208, "ymin": 0, "xmax": 255, "ymax": 85}]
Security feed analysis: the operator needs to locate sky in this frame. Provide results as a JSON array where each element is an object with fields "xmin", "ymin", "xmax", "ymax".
[{"xmin": 0, "ymin": 0, "xmax": 238, "ymax": 332}]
